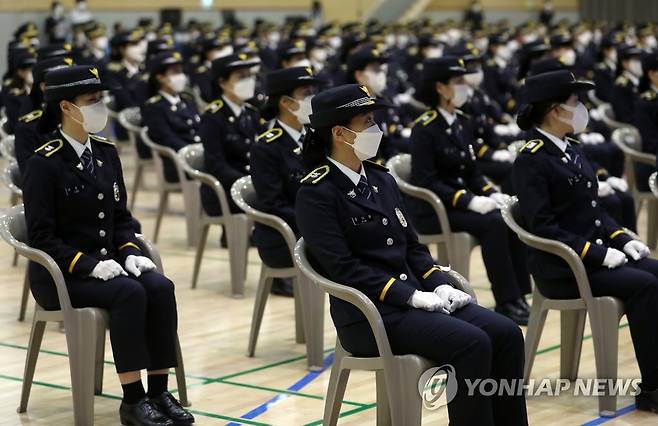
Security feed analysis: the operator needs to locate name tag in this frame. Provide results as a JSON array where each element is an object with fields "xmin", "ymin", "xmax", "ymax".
[
  {"xmin": 351, "ymin": 214, "xmax": 374, "ymax": 226},
  {"xmin": 64, "ymin": 184, "xmax": 86, "ymax": 196}
]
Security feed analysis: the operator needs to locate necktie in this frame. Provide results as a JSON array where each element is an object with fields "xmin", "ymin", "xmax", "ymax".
[
  {"xmin": 356, "ymin": 175, "xmax": 372, "ymax": 200},
  {"xmin": 565, "ymin": 145, "xmax": 582, "ymax": 169},
  {"xmin": 81, "ymin": 148, "xmax": 95, "ymax": 176}
]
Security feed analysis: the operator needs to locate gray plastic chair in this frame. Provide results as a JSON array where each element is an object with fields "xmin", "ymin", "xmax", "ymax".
[
  {"xmin": 0, "ymin": 205, "xmax": 189, "ymax": 426},
  {"xmin": 177, "ymin": 144, "xmax": 250, "ymax": 297},
  {"xmin": 598, "ymin": 103, "xmax": 628, "ymax": 130},
  {"xmin": 386, "ymin": 154, "xmax": 478, "ymax": 280},
  {"xmin": 294, "ymin": 238, "xmax": 476, "ymax": 425},
  {"xmin": 611, "ymin": 127, "xmax": 658, "ymax": 248},
  {"xmin": 3, "ymin": 160, "xmax": 23, "ymax": 269},
  {"xmin": 231, "ymin": 176, "xmax": 324, "ymax": 370},
  {"xmin": 0, "ymin": 134, "xmax": 16, "ymax": 162},
  {"xmin": 117, "ymin": 107, "xmax": 152, "ymax": 211},
  {"xmin": 587, "ymin": 90, "xmax": 604, "ymax": 107},
  {"xmin": 501, "ymin": 197, "xmax": 625, "ymax": 417},
  {"xmin": 649, "ymin": 172, "xmax": 658, "ymax": 198}
]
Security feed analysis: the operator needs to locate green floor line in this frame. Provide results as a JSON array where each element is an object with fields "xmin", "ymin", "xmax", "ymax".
[
  {"xmin": 302, "ymin": 403, "xmax": 377, "ymax": 426},
  {"xmin": 535, "ymin": 323, "xmax": 629, "ymax": 356}
]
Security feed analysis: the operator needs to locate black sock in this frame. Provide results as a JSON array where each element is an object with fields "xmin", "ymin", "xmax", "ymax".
[
  {"xmin": 121, "ymin": 380, "xmax": 146, "ymax": 404},
  {"xmin": 147, "ymin": 373, "xmax": 168, "ymax": 398}
]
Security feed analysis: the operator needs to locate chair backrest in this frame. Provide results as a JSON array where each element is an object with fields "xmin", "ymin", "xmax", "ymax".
[
  {"xmin": 650, "ymin": 172, "xmax": 658, "ymax": 198},
  {"xmin": 230, "ymin": 176, "xmax": 297, "ymax": 259},
  {"xmin": 598, "ymin": 103, "xmax": 627, "ymax": 130},
  {"xmin": 500, "ymin": 197, "xmax": 594, "ymax": 302},
  {"xmin": 587, "ymin": 89, "xmax": 604, "ymax": 107},
  {"xmin": 140, "ymin": 127, "xmax": 184, "ymax": 187},
  {"xmin": 0, "ymin": 135, "xmax": 16, "ymax": 161},
  {"xmin": 3, "ymin": 161, "xmax": 23, "ymax": 198},
  {"xmin": 611, "ymin": 126, "xmax": 655, "ymax": 165},
  {"xmin": 386, "ymin": 154, "xmax": 454, "ymax": 235},
  {"xmin": 117, "ymin": 107, "xmax": 142, "ymax": 134}
]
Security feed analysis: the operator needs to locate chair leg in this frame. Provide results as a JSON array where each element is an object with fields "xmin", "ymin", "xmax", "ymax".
[
  {"xmin": 323, "ymin": 343, "xmax": 350, "ymax": 426},
  {"xmin": 182, "ymin": 183, "xmax": 201, "ymax": 248},
  {"xmin": 226, "ymin": 215, "xmax": 248, "ymax": 298},
  {"xmin": 12, "ymin": 249, "xmax": 18, "ymax": 266},
  {"xmin": 93, "ymin": 319, "xmax": 107, "ymax": 396},
  {"xmin": 589, "ymin": 300, "xmax": 622, "ymax": 417},
  {"xmin": 298, "ymin": 276, "xmax": 325, "ymax": 371},
  {"xmin": 646, "ymin": 199, "xmax": 658, "ymax": 250},
  {"xmin": 523, "ymin": 289, "xmax": 549, "ymax": 381},
  {"xmin": 18, "ymin": 271, "xmax": 30, "ymax": 322},
  {"xmin": 375, "ymin": 370, "xmax": 392, "ymax": 426},
  {"xmin": 560, "ymin": 310, "xmax": 587, "ymax": 381},
  {"xmin": 293, "ymin": 276, "xmax": 305, "ymax": 344},
  {"xmin": 174, "ymin": 335, "xmax": 190, "ymax": 407},
  {"xmin": 381, "ymin": 366, "xmax": 406, "ymax": 425},
  {"xmin": 17, "ymin": 316, "xmax": 46, "ymax": 413},
  {"xmin": 246, "ymin": 268, "xmax": 273, "ymax": 357},
  {"xmin": 129, "ymin": 163, "xmax": 143, "ymax": 211},
  {"xmin": 152, "ymin": 191, "xmax": 169, "ymax": 243},
  {"xmin": 190, "ymin": 224, "xmax": 210, "ymax": 289}
]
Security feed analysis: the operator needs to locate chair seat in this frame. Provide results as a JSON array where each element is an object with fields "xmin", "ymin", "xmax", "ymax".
[{"xmin": 341, "ymin": 352, "xmax": 435, "ymax": 373}]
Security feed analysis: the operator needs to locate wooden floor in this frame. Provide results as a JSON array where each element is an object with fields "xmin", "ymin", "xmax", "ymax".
[{"xmin": 0, "ymin": 145, "xmax": 656, "ymax": 425}]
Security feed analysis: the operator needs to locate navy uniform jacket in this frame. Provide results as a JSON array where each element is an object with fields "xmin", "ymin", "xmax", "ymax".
[
  {"xmin": 198, "ymin": 97, "xmax": 261, "ymax": 215},
  {"xmin": 593, "ymin": 62, "xmax": 615, "ymax": 103},
  {"xmin": 634, "ymin": 88, "xmax": 658, "ymax": 156},
  {"xmin": 104, "ymin": 61, "xmax": 148, "ymax": 110},
  {"xmin": 512, "ymin": 129, "xmax": 633, "ymax": 280},
  {"xmin": 483, "ymin": 58, "xmax": 518, "ymax": 113},
  {"xmin": 249, "ymin": 125, "xmax": 305, "ymax": 249},
  {"xmin": 190, "ymin": 64, "xmax": 214, "ymax": 104},
  {"xmin": 296, "ymin": 160, "xmax": 453, "ymax": 328},
  {"xmin": 15, "ymin": 98, "xmax": 46, "ymax": 173},
  {"xmin": 374, "ymin": 97, "xmax": 408, "ymax": 161},
  {"xmin": 22, "ymin": 131, "xmax": 143, "ymax": 289},
  {"xmin": 408, "ymin": 108, "xmax": 497, "ymax": 219},
  {"xmin": 611, "ymin": 74, "xmax": 639, "ymax": 124},
  {"xmin": 141, "ymin": 92, "xmax": 201, "ymax": 182},
  {"xmin": 2, "ymin": 78, "xmax": 28, "ymax": 135}
]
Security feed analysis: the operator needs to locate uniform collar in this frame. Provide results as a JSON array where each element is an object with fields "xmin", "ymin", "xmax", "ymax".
[
  {"xmin": 623, "ymin": 70, "xmax": 639, "ymax": 87},
  {"xmin": 277, "ymin": 119, "xmax": 305, "ymax": 147},
  {"xmin": 438, "ymin": 107, "xmax": 457, "ymax": 126},
  {"xmin": 222, "ymin": 95, "xmax": 243, "ymax": 117},
  {"xmin": 122, "ymin": 59, "xmax": 139, "ymax": 77},
  {"xmin": 159, "ymin": 90, "xmax": 181, "ymax": 105},
  {"xmin": 536, "ymin": 127, "xmax": 568, "ymax": 153},
  {"xmin": 327, "ymin": 157, "xmax": 366, "ymax": 187},
  {"xmin": 60, "ymin": 128, "xmax": 91, "ymax": 158}
]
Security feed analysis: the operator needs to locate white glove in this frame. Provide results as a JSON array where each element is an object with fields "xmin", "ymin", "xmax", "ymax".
[
  {"xmin": 90, "ymin": 260, "xmax": 128, "ymax": 281},
  {"xmin": 433, "ymin": 284, "xmax": 472, "ymax": 313},
  {"xmin": 492, "ymin": 149, "xmax": 514, "ymax": 162},
  {"xmin": 494, "ymin": 124, "xmax": 511, "ymax": 136},
  {"xmin": 597, "ymin": 181, "xmax": 615, "ymax": 197},
  {"xmin": 607, "ymin": 176, "xmax": 629, "ymax": 192},
  {"xmin": 506, "ymin": 122, "xmax": 522, "ymax": 136},
  {"xmin": 400, "ymin": 127, "xmax": 412, "ymax": 138},
  {"xmin": 602, "ymin": 248, "xmax": 628, "ymax": 269},
  {"xmin": 467, "ymin": 196, "xmax": 498, "ymax": 215},
  {"xmin": 489, "ymin": 192, "xmax": 511, "ymax": 208},
  {"xmin": 408, "ymin": 290, "xmax": 450, "ymax": 314},
  {"xmin": 623, "ymin": 240, "xmax": 650, "ymax": 261},
  {"xmin": 124, "ymin": 255, "xmax": 157, "ymax": 277}
]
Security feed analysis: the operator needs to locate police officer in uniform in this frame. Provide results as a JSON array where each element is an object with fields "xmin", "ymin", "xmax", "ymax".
[
  {"xmin": 611, "ymin": 44, "xmax": 643, "ymax": 124},
  {"xmin": 634, "ymin": 53, "xmax": 658, "ymax": 190},
  {"xmin": 297, "ymin": 84, "xmax": 527, "ymax": 426},
  {"xmin": 141, "ymin": 51, "xmax": 200, "ymax": 183},
  {"xmin": 22, "ymin": 66, "xmax": 194, "ymax": 425},
  {"xmin": 190, "ymin": 35, "xmax": 233, "ymax": 104},
  {"xmin": 3, "ymin": 49, "xmax": 36, "ymax": 135},
  {"xmin": 513, "ymin": 70, "xmax": 658, "ymax": 413},
  {"xmin": 199, "ymin": 53, "xmax": 262, "ymax": 217},
  {"xmin": 409, "ymin": 57, "xmax": 532, "ymax": 325}
]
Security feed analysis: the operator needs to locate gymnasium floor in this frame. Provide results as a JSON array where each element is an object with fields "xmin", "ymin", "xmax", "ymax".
[{"xmin": 0, "ymin": 149, "xmax": 656, "ymax": 425}]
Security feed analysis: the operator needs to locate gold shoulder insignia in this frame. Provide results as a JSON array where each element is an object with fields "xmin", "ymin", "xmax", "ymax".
[
  {"xmin": 641, "ymin": 90, "xmax": 657, "ymax": 100},
  {"xmin": 520, "ymin": 139, "xmax": 544, "ymax": 154},
  {"xmin": 90, "ymin": 134, "xmax": 116, "ymax": 145},
  {"xmin": 301, "ymin": 165, "xmax": 330, "ymax": 184},
  {"xmin": 412, "ymin": 110, "xmax": 438, "ymax": 127},
  {"xmin": 18, "ymin": 109, "xmax": 43, "ymax": 123},
  {"xmin": 506, "ymin": 98, "xmax": 517, "ymax": 110},
  {"xmin": 146, "ymin": 95, "xmax": 162, "ymax": 105},
  {"xmin": 204, "ymin": 99, "xmax": 224, "ymax": 114},
  {"xmin": 257, "ymin": 128, "xmax": 283, "ymax": 143},
  {"xmin": 10, "ymin": 88, "xmax": 25, "ymax": 96},
  {"xmin": 615, "ymin": 75, "xmax": 628, "ymax": 87},
  {"xmin": 2, "ymin": 78, "xmax": 12, "ymax": 87},
  {"xmin": 107, "ymin": 62, "xmax": 123, "ymax": 72},
  {"xmin": 364, "ymin": 159, "xmax": 389, "ymax": 172},
  {"xmin": 196, "ymin": 65, "xmax": 208, "ymax": 73},
  {"xmin": 34, "ymin": 139, "xmax": 64, "ymax": 157}
]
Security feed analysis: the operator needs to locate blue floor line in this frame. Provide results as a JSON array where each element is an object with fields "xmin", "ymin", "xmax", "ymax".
[
  {"xmin": 580, "ymin": 403, "xmax": 636, "ymax": 426},
  {"xmin": 226, "ymin": 352, "xmax": 335, "ymax": 426}
]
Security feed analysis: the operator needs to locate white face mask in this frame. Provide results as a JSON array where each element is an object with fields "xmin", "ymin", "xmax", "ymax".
[
  {"xmin": 558, "ymin": 102, "xmax": 589, "ymax": 134},
  {"xmin": 342, "ymin": 124, "xmax": 383, "ymax": 161},
  {"xmin": 464, "ymin": 70, "xmax": 484, "ymax": 87},
  {"xmin": 363, "ymin": 70, "xmax": 387, "ymax": 95},
  {"xmin": 577, "ymin": 31, "xmax": 593, "ymax": 46},
  {"xmin": 125, "ymin": 44, "xmax": 145, "ymax": 63},
  {"xmin": 560, "ymin": 49, "xmax": 577, "ymax": 66},
  {"xmin": 233, "ymin": 76, "xmax": 256, "ymax": 100},
  {"xmin": 474, "ymin": 38, "xmax": 488, "ymax": 52},
  {"xmin": 425, "ymin": 47, "xmax": 443, "ymax": 59},
  {"xmin": 507, "ymin": 40, "xmax": 520, "ymax": 53},
  {"xmin": 607, "ymin": 49, "xmax": 618, "ymax": 63},
  {"xmin": 450, "ymin": 84, "xmax": 470, "ymax": 107},
  {"xmin": 289, "ymin": 58, "xmax": 312, "ymax": 68},
  {"xmin": 329, "ymin": 36, "xmax": 342, "ymax": 49},
  {"xmin": 168, "ymin": 73, "xmax": 187, "ymax": 93},
  {"xmin": 24, "ymin": 71, "xmax": 34, "ymax": 88},
  {"xmin": 268, "ymin": 32, "xmax": 281, "ymax": 47},
  {"xmin": 209, "ymin": 46, "xmax": 233, "ymax": 61},
  {"xmin": 628, "ymin": 59, "xmax": 643, "ymax": 77},
  {"xmin": 286, "ymin": 95, "xmax": 313, "ymax": 125},
  {"xmin": 311, "ymin": 48, "xmax": 328, "ymax": 64},
  {"xmin": 496, "ymin": 45, "xmax": 511, "ymax": 61},
  {"xmin": 92, "ymin": 36, "xmax": 108, "ymax": 51},
  {"xmin": 645, "ymin": 35, "xmax": 658, "ymax": 49},
  {"xmin": 70, "ymin": 100, "xmax": 109, "ymax": 133}
]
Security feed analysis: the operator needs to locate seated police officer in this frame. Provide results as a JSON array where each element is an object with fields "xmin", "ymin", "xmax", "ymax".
[
  {"xmin": 250, "ymin": 66, "xmax": 324, "ymax": 296},
  {"xmin": 513, "ymin": 70, "xmax": 658, "ymax": 413},
  {"xmin": 409, "ymin": 57, "xmax": 532, "ymax": 325},
  {"xmin": 296, "ymin": 84, "xmax": 527, "ymax": 426},
  {"xmin": 22, "ymin": 66, "xmax": 193, "ymax": 426},
  {"xmin": 3, "ymin": 48, "xmax": 36, "ymax": 135}
]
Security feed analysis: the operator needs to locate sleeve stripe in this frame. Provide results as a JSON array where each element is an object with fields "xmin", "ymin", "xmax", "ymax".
[
  {"xmin": 609, "ymin": 230, "xmax": 625, "ymax": 239},
  {"xmin": 580, "ymin": 242, "xmax": 591, "ymax": 259},
  {"xmin": 482, "ymin": 183, "xmax": 493, "ymax": 192},
  {"xmin": 452, "ymin": 190, "xmax": 466, "ymax": 207},
  {"xmin": 118, "ymin": 242, "xmax": 141, "ymax": 251},
  {"xmin": 477, "ymin": 145, "xmax": 489, "ymax": 157},
  {"xmin": 379, "ymin": 278, "xmax": 396, "ymax": 302},
  {"xmin": 423, "ymin": 267, "xmax": 440, "ymax": 279},
  {"xmin": 68, "ymin": 252, "xmax": 83, "ymax": 274}
]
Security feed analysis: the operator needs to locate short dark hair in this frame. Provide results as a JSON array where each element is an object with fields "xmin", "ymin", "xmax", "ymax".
[{"xmin": 516, "ymin": 95, "xmax": 569, "ymax": 130}]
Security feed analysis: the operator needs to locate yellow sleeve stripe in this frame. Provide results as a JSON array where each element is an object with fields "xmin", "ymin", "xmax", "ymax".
[
  {"xmin": 423, "ymin": 267, "xmax": 440, "ymax": 279},
  {"xmin": 580, "ymin": 242, "xmax": 591, "ymax": 259},
  {"xmin": 609, "ymin": 230, "xmax": 625, "ymax": 239},
  {"xmin": 68, "ymin": 252, "xmax": 83, "ymax": 274},
  {"xmin": 119, "ymin": 242, "xmax": 141, "ymax": 251},
  {"xmin": 482, "ymin": 183, "xmax": 493, "ymax": 192},
  {"xmin": 452, "ymin": 190, "xmax": 466, "ymax": 207},
  {"xmin": 379, "ymin": 278, "xmax": 396, "ymax": 302},
  {"xmin": 477, "ymin": 145, "xmax": 489, "ymax": 158}
]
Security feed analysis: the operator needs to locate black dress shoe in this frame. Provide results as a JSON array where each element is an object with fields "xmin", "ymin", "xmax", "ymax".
[
  {"xmin": 151, "ymin": 391, "xmax": 195, "ymax": 425},
  {"xmin": 636, "ymin": 386, "xmax": 658, "ymax": 413},
  {"xmin": 495, "ymin": 302, "xmax": 529, "ymax": 326},
  {"xmin": 270, "ymin": 278, "xmax": 294, "ymax": 297},
  {"xmin": 120, "ymin": 397, "xmax": 173, "ymax": 426},
  {"xmin": 514, "ymin": 297, "xmax": 530, "ymax": 311}
]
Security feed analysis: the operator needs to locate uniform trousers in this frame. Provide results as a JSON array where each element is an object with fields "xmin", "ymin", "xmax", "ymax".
[{"xmin": 337, "ymin": 303, "xmax": 528, "ymax": 426}]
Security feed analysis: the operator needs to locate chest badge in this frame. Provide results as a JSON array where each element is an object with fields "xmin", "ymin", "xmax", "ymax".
[
  {"xmin": 113, "ymin": 182, "xmax": 120, "ymax": 201},
  {"xmin": 372, "ymin": 185, "xmax": 379, "ymax": 193},
  {"xmin": 96, "ymin": 159, "xmax": 103, "ymax": 167},
  {"xmin": 395, "ymin": 207, "xmax": 408, "ymax": 228},
  {"xmin": 347, "ymin": 189, "xmax": 356, "ymax": 198},
  {"xmin": 76, "ymin": 162, "xmax": 83, "ymax": 170}
]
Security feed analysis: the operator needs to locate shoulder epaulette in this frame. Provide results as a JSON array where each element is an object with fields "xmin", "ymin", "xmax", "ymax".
[
  {"xmin": 641, "ymin": 90, "xmax": 657, "ymax": 101},
  {"xmin": 34, "ymin": 139, "xmax": 64, "ymax": 157},
  {"xmin": 565, "ymin": 136, "xmax": 580, "ymax": 145},
  {"xmin": 107, "ymin": 62, "xmax": 123, "ymax": 72},
  {"xmin": 204, "ymin": 99, "xmax": 224, "ymax": 114},
  {"xmin": 301, "ymin": 165, "xmax": 330, "ymax": 184},
  {"xmin": 90, "ymin": 134, "xmax": 116, "ymax": 145},
  {"xmin": 412, "ymin": 110, "xmax": 438, "ymax": 127},
  {"xmin": 18, "ymin": 109, "xmax": 43, "ymax": 123},
  {"xmin": 140, "ymin": 73, "xmax": 149, "ymax": 82},
  {"xmin": 615, "ymin": 75, "xmax": 628, "ymax": 87},
  {"xmin": 596, "ymin": 63, "xmax": 606, "ymax": 70},
  {"xmin": 486, "ymin": 59, "xmax": 495, "ymax": 67},
  {"xmin": 146, "ymin": 95, "xmax": 162, "ymax": 105},
  {"xmin": 364, "ymin": 159, "xmax": 389, "ymax": 172},
  {"xmin": 9, "ymin": 88, "xmax": 25, "ymax": 96},
  {"xmin": 2, "ymin": 78, "xmax": 12, "ymax": 87},
  {"xmin": 257, "ymin": 128, "xmax": 283, "ymax": 143},
  {"xmin": 519, "ymin": 138, "xmax": 544, "ymax": 154},
  {"xmin": 196, "ymin": 65, "xmax": 208, "ymax": 73}
]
